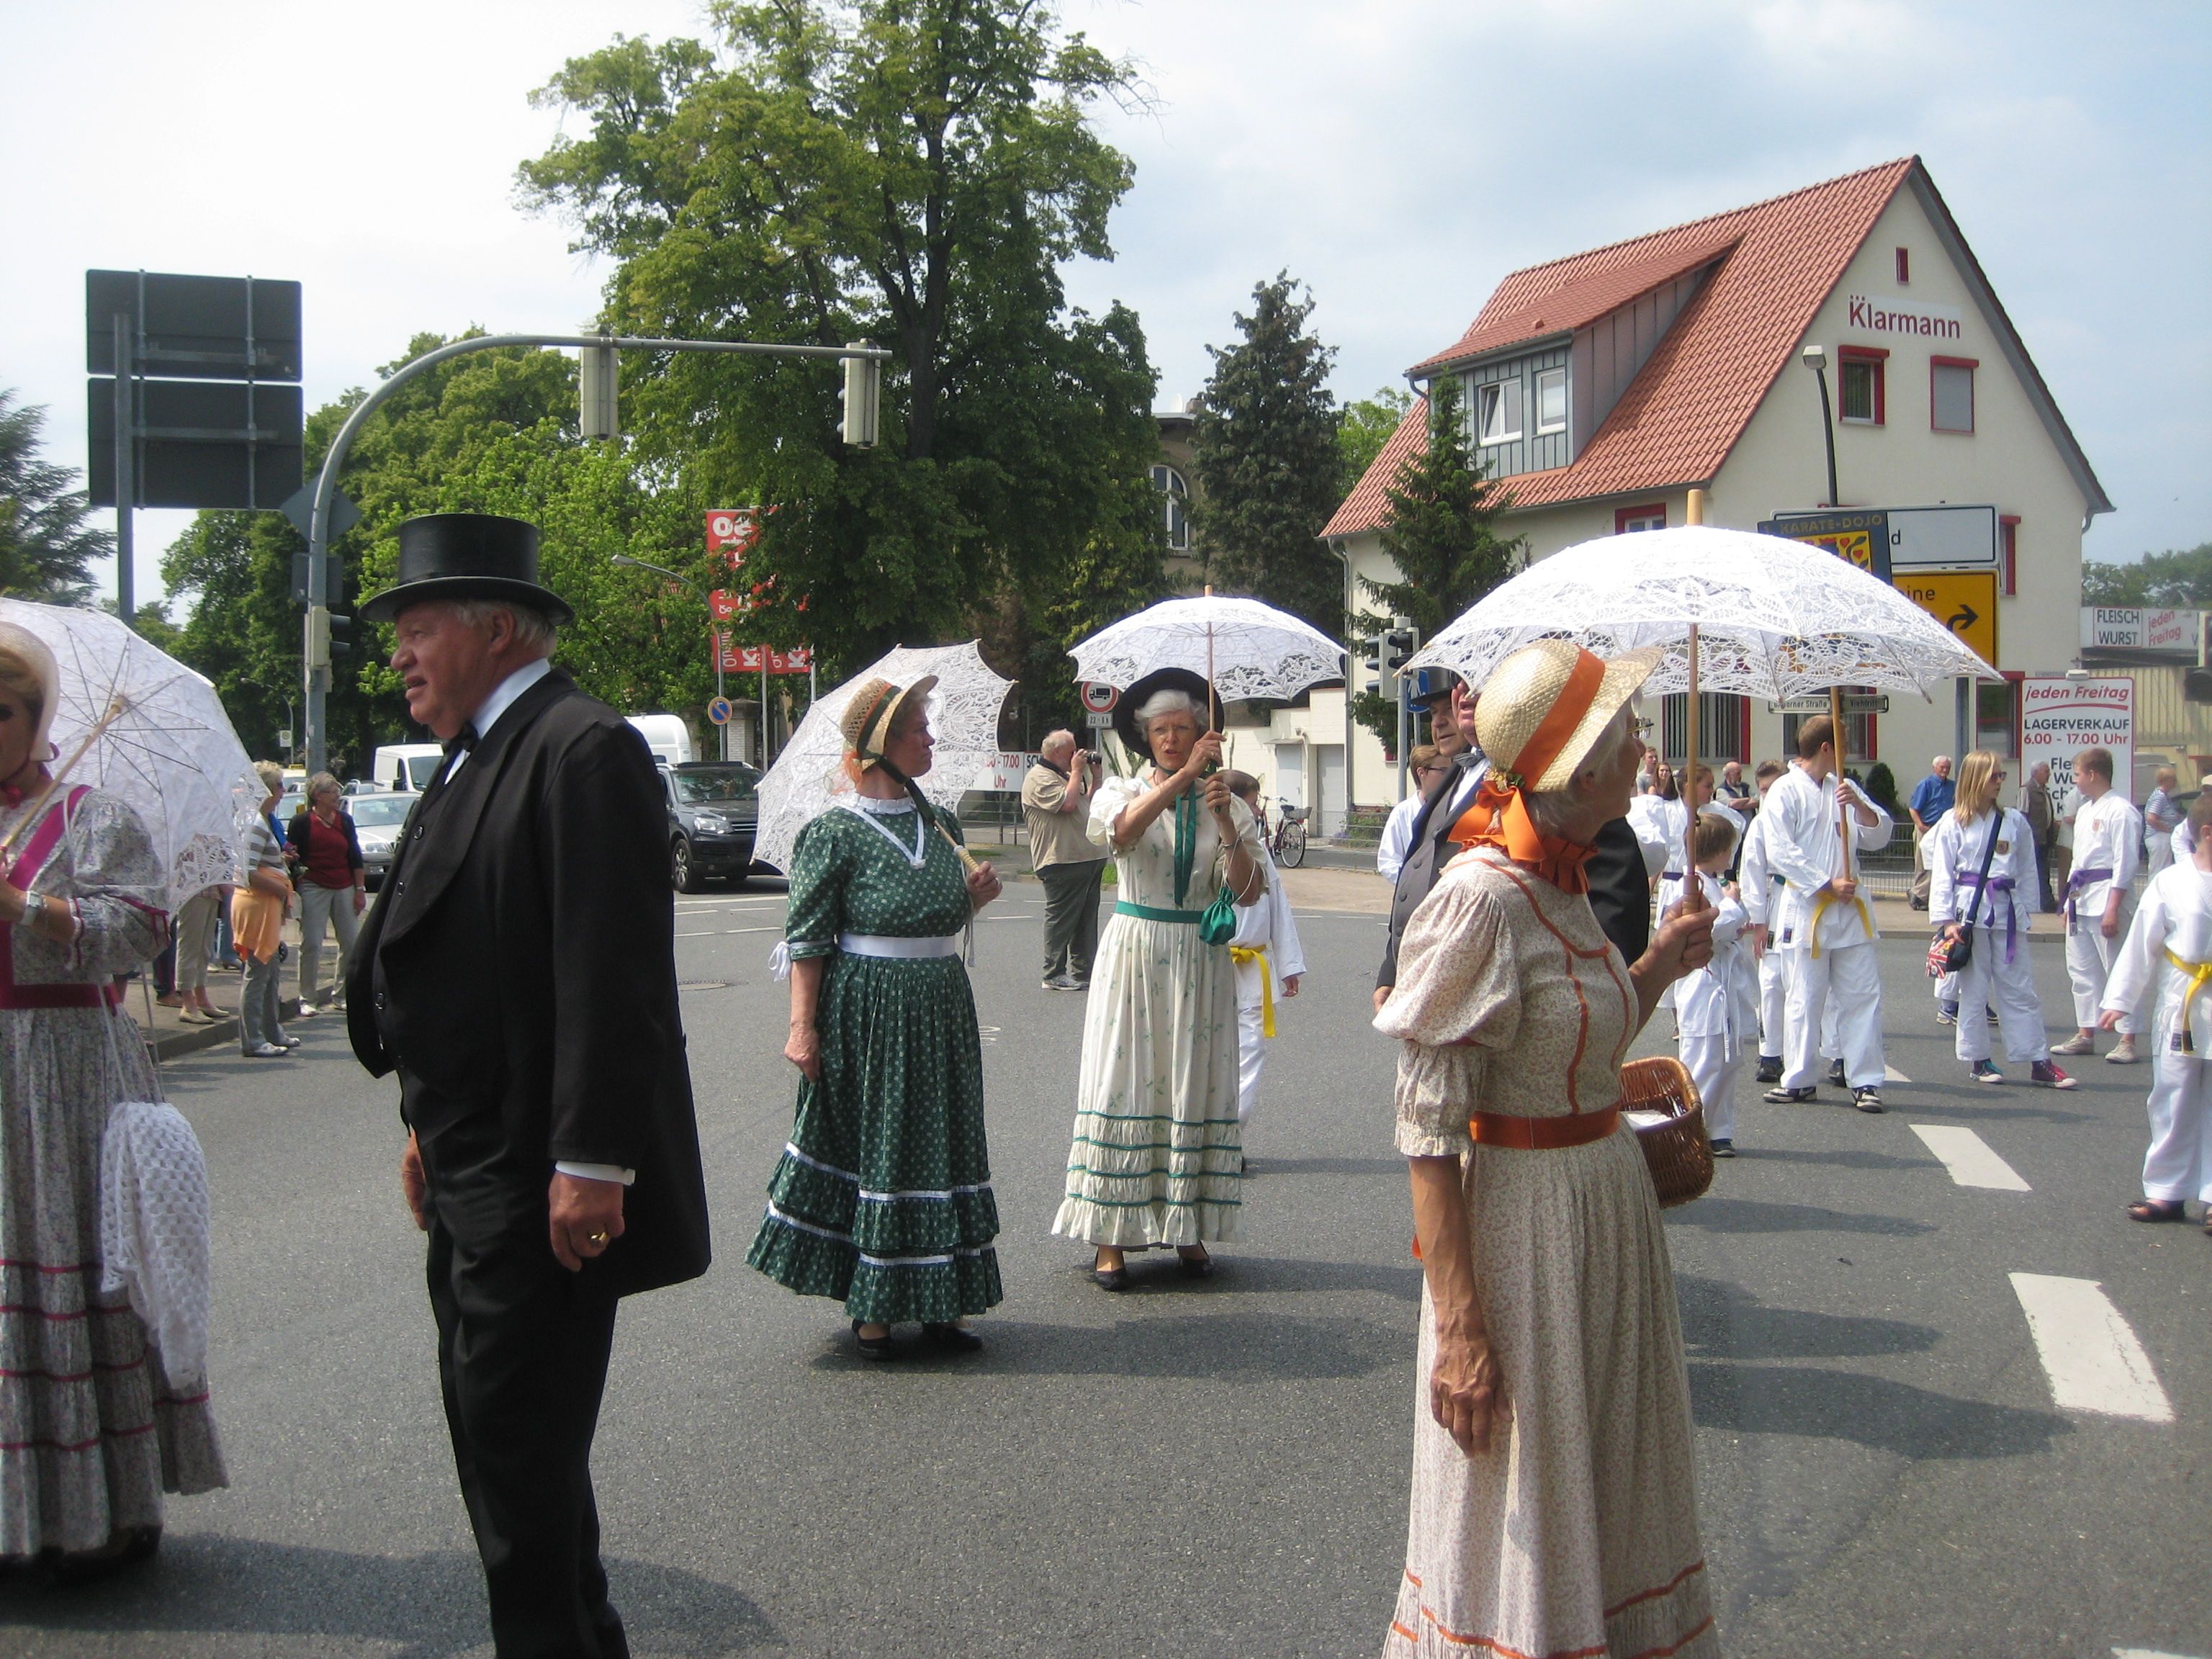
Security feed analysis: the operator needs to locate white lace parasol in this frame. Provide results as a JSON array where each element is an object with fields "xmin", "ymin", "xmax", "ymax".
[
  {"xmin": 1404, "ymin": 526, "xmax": 1995, "ymax": 700},
  {"xmin": 1069, "ymin": 595, "xmax": 1344, "ymax": 703},
  {"xmin": 0, "ymin": 599, "xmax": 264, "ymax": 912},
  {"xmin": 752, "ymin": 641, "xmax": 1014, "ymax": 873}
]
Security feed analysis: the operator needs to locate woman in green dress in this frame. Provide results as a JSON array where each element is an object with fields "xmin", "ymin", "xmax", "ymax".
[{"xmin": 747, "ymin": 676, "xmax": 1005, "ymax": 1359}]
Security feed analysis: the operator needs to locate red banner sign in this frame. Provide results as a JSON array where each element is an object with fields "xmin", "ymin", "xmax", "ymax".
[
  {"xmin": 722, "ymin": 644, "xmax": 813, "ymax": 675},
  {"xmin": 706, "ymin": 508, "xmax": 761, "ymax": 561}
]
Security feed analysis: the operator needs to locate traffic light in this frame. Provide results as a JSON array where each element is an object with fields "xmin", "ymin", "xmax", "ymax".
[
  {"xmin": 305, "ymin": 605, "xmax": 330, "ymax": 670},
  {"xmin": 580, "ymin": 341, "xmax": 619, "ymax": 441},
  {"xmin": 841, "ymin": 343, "xmax": 881, "ymax": 449},
  {"xmin": 1381, "ymin": 626, "xmax": 1419, "ymax": 676},
  {"xmin": 328, "ymin": 611, "xmax": 354, "ymax": 664}
]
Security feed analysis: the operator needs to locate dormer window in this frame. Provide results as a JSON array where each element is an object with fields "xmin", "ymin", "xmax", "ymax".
[
  {"xmin": 1476, "ymin": 379, "xmax": 1522, "ymax": 445},
  {"xmin": 1535, "ymin": 369, "xmax": 1568, "ymax": 435}
]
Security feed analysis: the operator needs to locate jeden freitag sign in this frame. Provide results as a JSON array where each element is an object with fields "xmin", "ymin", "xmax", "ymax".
[{"xmin": 2020, "ymin": 675, "xmax": 2134, "ymax": 803}]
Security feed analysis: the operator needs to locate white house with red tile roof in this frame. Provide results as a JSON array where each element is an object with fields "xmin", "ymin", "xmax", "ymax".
[{"xmin": 1295, "ymin": 156, "xmax": 2113, "ymax": 825}]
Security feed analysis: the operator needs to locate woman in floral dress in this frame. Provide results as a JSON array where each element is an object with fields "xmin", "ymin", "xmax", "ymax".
[
  {"xmin": 747, "ymin": 676, "xmax": 1004, "ymax": 1359},
  {"xmin": 1377, "ymin": 640, "xmax": 1717, "ymax": 1659},
  {"xmin": 1051, "ymin": 669, "xmax": 1265, "ymax": 1287},
  {"xmin": 0, "ymin": 620, "xmax": 226, "ymax": 1575}
]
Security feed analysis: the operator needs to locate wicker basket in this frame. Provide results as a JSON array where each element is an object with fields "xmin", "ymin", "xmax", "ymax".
[{"xmin": 1620, "ymin": 1056, "xmax": 1714, "ymax": 1209}]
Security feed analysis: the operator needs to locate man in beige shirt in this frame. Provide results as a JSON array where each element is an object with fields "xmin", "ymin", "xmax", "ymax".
[{"xmin": 1022, "ymin": 729, "xmax": 1106, "ymax": 991}]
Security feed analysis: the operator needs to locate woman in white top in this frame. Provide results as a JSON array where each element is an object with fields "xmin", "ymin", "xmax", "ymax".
[
  {"xmin": 1927, "ymin": 750, "xmax": 2074, "ymax": 1088},
  {"xmin": 2101, "ymin": 789, "xmax": 2212, "ymax": 1228}
]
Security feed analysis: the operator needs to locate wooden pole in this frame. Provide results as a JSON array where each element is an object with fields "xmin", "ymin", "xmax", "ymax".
[
  {"xmin": 1681, "ymin": 487, "xmax": 1706, "ymax": 912},
  {"xmin": 1830, "ymin": 683, "xmax": 1851, "ymax": 880},
  {"xmin": 1202, "ymin": 583, "xmax": 1216, "ymax": 735}
]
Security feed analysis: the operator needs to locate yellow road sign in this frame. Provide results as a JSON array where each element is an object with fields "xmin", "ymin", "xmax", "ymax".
[{"xmin": 1894, "ymin": 570, "xmax": 1997, "ymax": 666}]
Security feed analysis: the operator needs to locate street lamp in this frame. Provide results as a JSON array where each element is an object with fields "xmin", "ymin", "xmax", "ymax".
[
  {"xmin": 611, "ymin": 552, "xmax": 729, "ymax": 761},
  {"xmin": 1801, "ymin": 344, "xmax": 1840, "ymax": 508}
]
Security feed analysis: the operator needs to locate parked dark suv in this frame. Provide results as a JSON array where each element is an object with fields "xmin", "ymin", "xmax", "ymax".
[{"xmin": 663, "ymin": 760, "xmax": 762, "ymax": 891}]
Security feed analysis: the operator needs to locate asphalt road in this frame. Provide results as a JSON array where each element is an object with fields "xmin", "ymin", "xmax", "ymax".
[{"xmin": 4, "ymin": 877, "xmax": 2206, "ymax": 1658}]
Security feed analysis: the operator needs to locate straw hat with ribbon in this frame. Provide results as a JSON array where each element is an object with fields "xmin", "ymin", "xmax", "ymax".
[
  {"xmin": 1452, "ymin": 639, "xmax": 1659, "ymax": 894},
  {"xmin": 840, "ymin": 675, "xmax": 939, "ymax": 769}
]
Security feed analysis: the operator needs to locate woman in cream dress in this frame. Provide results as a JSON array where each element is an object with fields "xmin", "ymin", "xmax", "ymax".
[
  {"xmin": 1377, "ymin": 639, "xmax": 1718, "ymax": 1659},
  {"xmin": 1051, "ymin": 670, "xmax": 1264, "ymax": 1287}
]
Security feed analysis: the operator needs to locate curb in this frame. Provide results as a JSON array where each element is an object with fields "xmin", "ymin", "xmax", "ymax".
[{"xmin": 147, "ymin": 997, "xmax": 307, "ymax": 1063}]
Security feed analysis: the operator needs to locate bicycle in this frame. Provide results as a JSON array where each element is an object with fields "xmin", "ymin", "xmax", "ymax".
[{"xmin": 1262, "ymin": 797, "xmax": 1308, "ymax": 868}]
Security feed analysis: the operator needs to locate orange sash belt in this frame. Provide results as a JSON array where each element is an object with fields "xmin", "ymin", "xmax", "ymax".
[{"xmin": 1467, "ymin": 1105, "xmax": 1622, "ymax": 1149}]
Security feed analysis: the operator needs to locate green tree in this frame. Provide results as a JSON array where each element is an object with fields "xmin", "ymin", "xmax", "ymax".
[
  {"xmin": 2082, "ymin": 542, "xmax": 2212, "ymax": 606},
  {"xmin": 1190, "ymin": 274, "xmax": 1343, "ymax": 629},
  {"xmin": 0, "ymin": 390, "xmax": 105, "ymax": 600},
  {"xmin": 1338, "ymin": 384, "xmax": 1413, "ymax": 495},
  {"xmin": 516, "ymin": 2, "xmax": 1166, "ymax": 724},
  {"xmin": 1349, "ymin": 378, "xmax": 1524, "ymax": 750}
]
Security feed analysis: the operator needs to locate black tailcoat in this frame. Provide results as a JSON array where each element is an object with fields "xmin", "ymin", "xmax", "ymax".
[{"xmin": 348, "ymin": 667, "xmax": 711, "ymax": 1296}]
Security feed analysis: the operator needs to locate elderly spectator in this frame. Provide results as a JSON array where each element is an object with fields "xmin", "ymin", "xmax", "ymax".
[
  {"xmin": 1717, "ymin": 758, "xmax": 1752, "ymax": 805},
  {"xmin": 0, "ymin": 620, "xmax": 228, "ymax": 1576},
  {"xmin": 1022, "ymin": 730, "xmax": 1105, "ymax": 992},
  {"xmin": 2144, "ymin": 765, "xmax": 2181, "ymax": 878},
  {"xmin": 160, "ymin": 884, "xmax": 229, "ymax": 1024},
  {"xmin": 1377, "ymin": 639, "xmax": 1715, "ymax": 1659},
  {"xmin": 2024, "ymin": 760, "xmax": 2059, "ymax": 913},
  {"xmin": 233, "ymin": 761, "xmax": 297, "ymax": 1058},
  {"xmin": 287, "ymin": 771, "xmax": 366, "ymax": 1016},
  {"xmin": 1907, "ymin": 754, "xmax": 1955, "ymax": 909}
]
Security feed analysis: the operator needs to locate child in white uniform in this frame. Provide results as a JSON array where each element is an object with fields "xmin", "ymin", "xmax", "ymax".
[
  {"xmin": 1225, "ymin": 774, "xmax": 1306, "ymax": 1134},
  {"xmin": 2100, "ymin": 790, "xmax": 2212, "ymax": 1227},
  {"xmin": 1676, "ymin": 811, "xmax": 1753, "ymax": 1156}
]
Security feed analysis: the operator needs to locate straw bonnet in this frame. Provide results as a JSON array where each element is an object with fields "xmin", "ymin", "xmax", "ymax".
[
  {"xmin": 1473, "ymin": 639, "xmax": 1660, "ymax": 792},
  {"xmin": 840, "ymin": 675, "xmax": 938, "ymax": 768}
]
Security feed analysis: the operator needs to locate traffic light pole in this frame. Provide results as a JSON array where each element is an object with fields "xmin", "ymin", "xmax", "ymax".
[{"xmin": 301, "ymin": 331, "xmax": 889, "ymax": 776}]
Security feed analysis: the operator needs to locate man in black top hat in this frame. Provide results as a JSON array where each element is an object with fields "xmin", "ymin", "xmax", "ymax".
[{"xmin": 348, "ymin": 513, "xmax": 710, "ymax": 1659}]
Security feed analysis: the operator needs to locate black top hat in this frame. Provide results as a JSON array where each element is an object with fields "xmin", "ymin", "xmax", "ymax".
[
  {"xmin": 357, "ymin": 513, "xmax": 577, "ymax": 625},
  {"xmin": 1112, "ymin": 667, "xmax": 1226, "ymax": 765},
  {"xmin": 1410, "ymin": 667, "xmax": 1460, "ymax": 706}
]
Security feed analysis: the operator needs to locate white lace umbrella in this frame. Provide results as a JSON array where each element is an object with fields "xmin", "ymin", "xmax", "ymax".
[
  {"xmin": 0, "ymin": 599, "xmax": 264, "ymax": 912},
  {"xmin": 1069, "ymin": 594, "xmax": 1344, "ymax": 704},
  {"xmin": 1403, "ymin": 526, "xmax": 1995, "ymax": 698},
  {"xmin": 753, "ymin": 641, "xmax": 1013, "ymax": 873}
]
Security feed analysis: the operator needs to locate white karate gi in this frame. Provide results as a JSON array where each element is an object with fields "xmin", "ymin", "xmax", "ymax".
[
  {"xmin": 2066, "ymin": 789, "xmax": 2143, "ymax": 1033},
  {"xmin": 1763, "ymin": 763, "xmax": 1893, "ymax": 1091},
  {"xmin": 2101, "ymin": 861, "xmax": 2212, "ymax": 1205},
  {"xmin": 1675, "ymin": 871, "xmax": 1752, "ymax": 1142},
  {"xmin": 1737, "ymin": 811, "xmax": 1789, "ymax": 1061},
  {"xmin": 1927, "ymin": 807, "xmax": 2050, "ymax": 1066},
  {"xmin": 1229, "ymin": 842, "xmax": 1305, "ymax": 1126}
]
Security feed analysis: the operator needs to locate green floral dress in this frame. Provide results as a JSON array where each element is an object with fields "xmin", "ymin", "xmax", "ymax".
[{"xmin": 746, "ymin": 797, "xmax": 999, "ymax": 1323}]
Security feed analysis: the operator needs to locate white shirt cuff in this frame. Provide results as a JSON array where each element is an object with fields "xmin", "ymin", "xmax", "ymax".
[{"xmin": 554, "ymin": 1161, "xmax": 636, "ymax": 1185}]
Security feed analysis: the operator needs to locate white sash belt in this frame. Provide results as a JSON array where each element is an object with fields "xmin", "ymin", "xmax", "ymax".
[{"xmin": 838, "ymin": 931, "xmax": 961, "ymax": 959}]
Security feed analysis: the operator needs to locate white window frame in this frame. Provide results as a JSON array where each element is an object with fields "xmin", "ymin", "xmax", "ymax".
[
  {"xmin": 1534, "ymin": 367, "xmax": 1568, "ymax": 435},
  {"xmin": 1476, "ymin": 377, "xmax": 1523, "ymax": 446},
  {"xmin": 1150, "ymin": 464, "xmax": 1190, "ymax": 553}
]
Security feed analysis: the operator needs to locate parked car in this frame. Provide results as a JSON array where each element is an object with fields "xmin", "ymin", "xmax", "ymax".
[
  {"xmin": 664, "ymin": 760, "xmax": 760, "ymax": 892},
  {"xmin": 345, "ymin": 790, "xmax": 418, "ymax": 891}
]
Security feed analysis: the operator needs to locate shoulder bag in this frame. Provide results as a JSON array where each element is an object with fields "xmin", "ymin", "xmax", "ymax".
[{"xmin": 1927, "ymin": 813, "xmax": 2002, "ymax": 979}]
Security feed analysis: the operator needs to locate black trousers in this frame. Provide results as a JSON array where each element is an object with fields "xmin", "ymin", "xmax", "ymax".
[
  {"xmin": 1038, "ymin": 860, "xmax": 1105, "ymax": 981},
  {"xmin": 418, "ymin": 1110, "xmax": 626, "ymax": 1659}
]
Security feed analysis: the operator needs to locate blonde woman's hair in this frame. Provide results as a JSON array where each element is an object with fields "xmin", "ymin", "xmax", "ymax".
[
  {"xmin": 1951, "ymin": 750, "xmax": 2004, "ymax": 826},
  {"xmin": 254, "ymin": 761, "xmax": 286, "ymax": 799}
]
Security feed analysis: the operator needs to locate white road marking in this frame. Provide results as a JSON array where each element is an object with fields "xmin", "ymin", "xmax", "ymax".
[
  {"xmin": 1884, "ymin": 1064, "xmax": 1911, "ymax": 1084},
  {"xmin": 2113, "ymin": 1647, "xmax": 2206, "ymax": 1658},
  {"xmin": 1910, "ymin": 1125, "xmax": 2032, "ymax": 1191},
  {"xmin": 2010, "ymin": 1274, "xmax": 2175, "ymax": 1423}
]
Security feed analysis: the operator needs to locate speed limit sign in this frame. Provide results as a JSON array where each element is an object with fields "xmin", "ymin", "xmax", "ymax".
[{"xmin": 1079, "ymin": 680, "xmax": 1120, "ymax": 714}]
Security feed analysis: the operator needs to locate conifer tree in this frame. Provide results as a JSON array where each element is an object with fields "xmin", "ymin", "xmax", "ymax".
[{"xmin": 1191, "ymin": 274, "xmax": 1344, "ymax": 629}]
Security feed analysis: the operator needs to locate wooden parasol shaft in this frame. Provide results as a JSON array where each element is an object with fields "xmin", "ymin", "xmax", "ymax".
[
  {"xmin": 0, "ymin": 695, "xmax": 130, "ymax": 860},
  {"xmin": 1679, "ymin": 621, "xmax": 1705, "ymax": 912},
  {"xmin": 1830, "ymin": 683, "xmax": 1851, "ymax": 879}
]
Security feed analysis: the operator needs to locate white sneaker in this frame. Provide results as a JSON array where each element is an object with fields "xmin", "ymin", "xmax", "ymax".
[
  {"xmin": 2050, "ymin": 1032, "xmax": 2095, "ymax": 1056},
  {"xmin": 2107, "ymin": 1035, "xmax": 2139, "ymax": 1064},
  {"xmin": 296, "ymin": 1003, "xmax": 320, "ymax": 1017},
  {"xmin": 243, "ymin": 1041, "xmax": 287, "ymax": 1058}
]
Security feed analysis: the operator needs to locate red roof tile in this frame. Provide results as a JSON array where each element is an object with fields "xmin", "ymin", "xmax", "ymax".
[
  {"xmin": 1328, "ymin": 158, "xmax": 1918, "ymax": 534},
  {"xmin": 1322, "ymin": 396, "xmax": 1428, "ymax": 541}
]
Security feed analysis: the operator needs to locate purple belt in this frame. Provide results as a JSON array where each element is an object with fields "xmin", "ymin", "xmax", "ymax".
[
  {"xmin": 2064, "ymin": 866, "xmax": 2114, "ymax": 925},
  {"xmin": 1956, "ymin": 871, "xmax": 2020, "ymax": 962}
]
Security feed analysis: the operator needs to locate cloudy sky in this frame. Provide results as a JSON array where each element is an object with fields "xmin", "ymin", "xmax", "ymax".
[{"xmin": 4, "ymin": 0, "xmax": 2203, "ymax": 610}]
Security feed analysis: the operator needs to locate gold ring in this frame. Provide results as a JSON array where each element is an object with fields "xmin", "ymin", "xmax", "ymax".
[{"xmin": 587, "ymin": 1230, "xmax": 610, "ymax": 1246}]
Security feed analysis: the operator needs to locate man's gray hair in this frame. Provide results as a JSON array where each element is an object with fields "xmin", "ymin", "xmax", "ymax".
[
  {"xmin": 1040, "ymin": 729, "xmax": 1078, "ymax": 760},
  {"xmin": 450, "ymin": 597, "xmax": 558, "ymax": 658}
]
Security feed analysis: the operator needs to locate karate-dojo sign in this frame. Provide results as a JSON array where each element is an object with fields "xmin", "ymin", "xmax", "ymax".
[{"xmin": 2021, "ymin": 675, "xmax": 2134, "ymax": 802}]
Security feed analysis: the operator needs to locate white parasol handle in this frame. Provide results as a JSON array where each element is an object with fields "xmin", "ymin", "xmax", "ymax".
[{"xmin": 0, "ymin": 694, "xmax": 130, "ymax": 859}]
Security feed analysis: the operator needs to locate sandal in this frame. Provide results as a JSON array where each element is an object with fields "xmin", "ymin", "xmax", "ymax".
[{"xmin": 2126, "ymin": 1198, "xmax": 2186, "ymax": 1223}]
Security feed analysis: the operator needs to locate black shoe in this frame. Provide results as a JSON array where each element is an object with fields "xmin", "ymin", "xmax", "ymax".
[
  {"xmin": 1826, "ymin": 1058, "xmax": 1847, "ymax": 1087},
  {"xmin": 922, "ymin": 1321, "xmax": 983, "ymax": 1353},
  {"xmin": 1852, "ymin": 1087, "xmax": 1885, "ymax": 1114},
  {"xmin": 1709, "ymin": 1138, "xmax": 1735, "ymax": 1159},
  {"xmin": 1177, "ymin": 1247, "xmax": 1215, "ymax": 1280},
  {"xmin": 851, "ymin": 1321, "xmax": 903, "ymax": 1360},
  {"xmin": 1754, "ymin": 1056, "xmax": 1782, "ymax": 1084},
  {"xmin": 1091, "ymin": 1264, "xmax": 1128, "ymax": 1291},
  {"xmin": 1763, "ymin": 1085, "xmax": 1817, "ymax": 1104}
]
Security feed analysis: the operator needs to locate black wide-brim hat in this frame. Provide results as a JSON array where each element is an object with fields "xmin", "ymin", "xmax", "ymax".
[
  {"xmin": 1112, "ymin": 667, "xmax": 1226, "ymax": 764},
  {"xmin": 357, "ymin": 513, "xmax": 577, "ymax": 626}
]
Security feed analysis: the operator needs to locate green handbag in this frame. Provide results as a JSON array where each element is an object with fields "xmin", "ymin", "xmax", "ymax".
[{"xmin": 1199, "ymin": 882, "xmax": 1238, "ymax": 945}]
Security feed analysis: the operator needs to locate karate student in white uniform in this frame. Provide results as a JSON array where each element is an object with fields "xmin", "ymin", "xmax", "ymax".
[
  {"xmin": 1738, "ymin": 762, "xmax": 1791, "ymax": 1082},
  {"xmin": 2053, "ymin": 745, "xmax": 2144, "ymax": 1064},
  {"xmin": 1676, "ymin": 811, "xmax": 1754, "ymax": 1156},
  {"xmin": 1761, "ymin": 715, "xmax": 1894, "ymax": 1112},
  {"xmin": 1225, "ymin": 773, "xmax": 1306, "ymax": 1136},
  {"xmin": 2100, "ymin": 788, "xmax": 2212, "ymax": 1227},
  {"xmin": 1926, "ymin": 750, "xmax": 2075, "ymax": 1088}
]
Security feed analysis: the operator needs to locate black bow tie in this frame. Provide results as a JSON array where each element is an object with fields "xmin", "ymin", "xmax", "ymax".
[{"xmin": 446, "ymin": 724, "xmax": 480, "ymax": 757}]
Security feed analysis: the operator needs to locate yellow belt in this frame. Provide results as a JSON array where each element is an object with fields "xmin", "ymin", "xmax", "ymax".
[
  {"xmin": 1807, "ymin": 886, "xmax": 1874, "ymax": 958},
  {"xmin": 2164, "ymin": 948, "xmax": 2212, "ymax": 1054},
  {"xmin": 1228, "ymin": 945, "xmax": 1276, "ymax": 1037}
]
